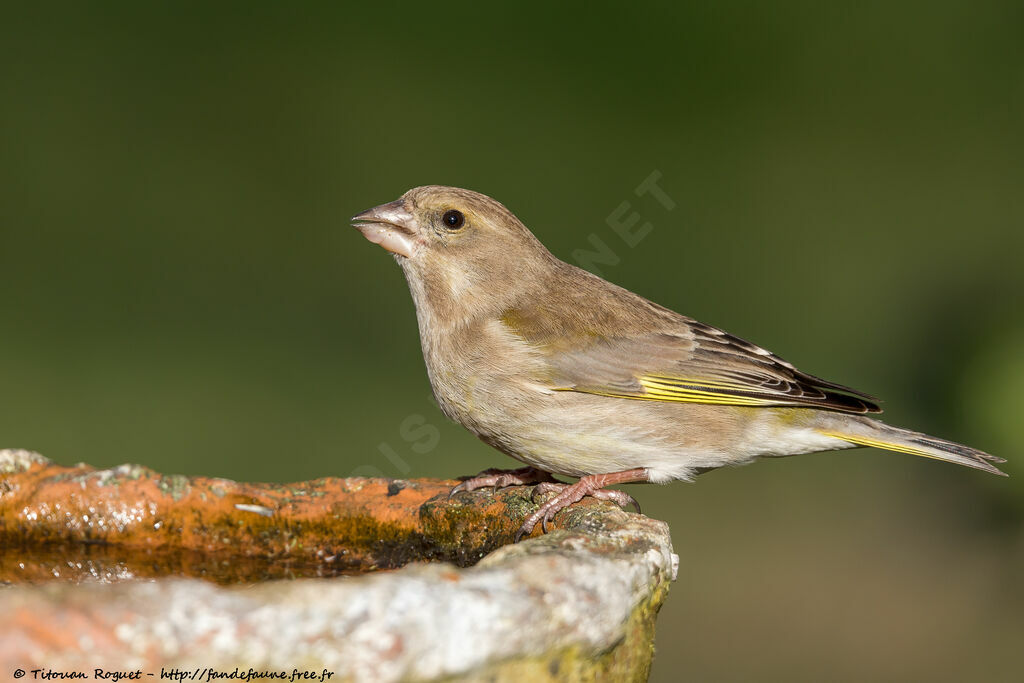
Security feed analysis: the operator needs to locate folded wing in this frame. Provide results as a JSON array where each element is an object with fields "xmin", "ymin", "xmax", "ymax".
[{"xmin": 522, "ymin": 316, "xmax": 882, "ymax": 414}]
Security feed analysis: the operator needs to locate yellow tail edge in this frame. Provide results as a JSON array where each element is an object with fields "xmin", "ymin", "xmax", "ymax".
[
  {"xmin": 819, "ymin": 431, "xmax": 941, "ymax": 459},
  {"xmin": 817, "ymin": 430, "xmax": 1007, "ymax": 476}
]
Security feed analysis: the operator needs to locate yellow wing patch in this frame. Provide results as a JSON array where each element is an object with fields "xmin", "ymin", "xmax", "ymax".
[
  {"xmin": 557, "ymin": 375, "xmax": 783, "ymax": 407},
  {"xmin": 639, "ymin": 376, "xmax": 780, "ymax": 406}
]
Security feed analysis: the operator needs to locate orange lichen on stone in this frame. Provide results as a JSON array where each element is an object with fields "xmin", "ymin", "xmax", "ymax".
[{"xmin": 0, "ymin": 451, "xmax": 563, "ymax": 584}]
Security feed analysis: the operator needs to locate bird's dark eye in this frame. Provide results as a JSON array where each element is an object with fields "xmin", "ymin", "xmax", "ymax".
[{"xmin": 442, "ymin": 209, "xmax": 465, "ymax": 230}]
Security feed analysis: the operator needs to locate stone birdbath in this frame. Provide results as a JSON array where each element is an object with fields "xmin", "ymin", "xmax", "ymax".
[{"xmin": 0, "ymin": 449, "xmax": 677, "ymax": 681}]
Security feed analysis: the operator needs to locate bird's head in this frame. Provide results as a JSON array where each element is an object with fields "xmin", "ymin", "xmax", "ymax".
[{"xmin": 351, "ymin": 186, "xmax": 555, "ymax": 323}]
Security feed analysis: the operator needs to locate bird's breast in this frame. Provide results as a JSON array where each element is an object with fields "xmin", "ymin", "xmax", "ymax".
[{"xmin": 417, "ymin": 318, "xmax": 553, "ymax": 437}]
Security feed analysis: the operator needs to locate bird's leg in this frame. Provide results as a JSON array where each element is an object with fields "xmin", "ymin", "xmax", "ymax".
[
  {"xmin": 448, "ymin": 466, "xmax": 559, "ymax": 498},
  {"xmin": 514, "ymin": 467, "xmax": 649, "ymax": 542}
]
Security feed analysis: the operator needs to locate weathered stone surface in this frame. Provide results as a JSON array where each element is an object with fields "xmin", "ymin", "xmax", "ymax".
[{"xmin": 0, "ymin": 449, "xmax": 677, "ymax": 681}]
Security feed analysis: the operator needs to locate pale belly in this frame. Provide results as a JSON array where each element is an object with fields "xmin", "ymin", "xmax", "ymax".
[{"xmin": 445, "ymin": 383, "xmax": 852, "ymax": 483}]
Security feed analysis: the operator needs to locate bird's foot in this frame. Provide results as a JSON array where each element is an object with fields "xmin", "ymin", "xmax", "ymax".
[
  {"xmin": 448, "ymin": 466, "xmax": 559, "ymax": 498},
  {"xmin": 514, "ymin": 468, "xmax": 649, "ymax": 542}
]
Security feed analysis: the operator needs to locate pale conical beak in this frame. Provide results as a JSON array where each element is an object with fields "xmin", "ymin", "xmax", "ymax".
[{"xmin": 350, "ymin": 200, "xmax": 418, "ymax": 258}]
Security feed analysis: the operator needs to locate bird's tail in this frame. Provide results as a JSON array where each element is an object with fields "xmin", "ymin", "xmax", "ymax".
[{"xmin": 816, "ymin": 416, "xmax": 1007, "ymax": 476}]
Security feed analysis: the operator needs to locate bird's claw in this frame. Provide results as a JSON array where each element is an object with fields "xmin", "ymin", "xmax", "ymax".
[
  {"xmin": 595, "ymin": 488, "xmax": 641, "ymax": 515},
  {"xmin": 514, "ymin": 479, "xmax": 642, "ymax": 542},
  {"xmin": 530, "ymin": 481, "xmax": 640, "ymax": 513},
  {"xmin": 448, "ymin": 466, "xmax": 558, "ymax": 500}
]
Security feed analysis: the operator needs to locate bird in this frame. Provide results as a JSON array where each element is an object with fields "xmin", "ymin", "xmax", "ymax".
[{"xmin": 351, "ymin": 185, "xmax": 1007, "ymax": 541}]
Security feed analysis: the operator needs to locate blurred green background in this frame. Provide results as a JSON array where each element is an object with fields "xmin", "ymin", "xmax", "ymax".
[{"xmin": 2, "ymin": 2, "xmax": 1022, "ymax": 680}]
